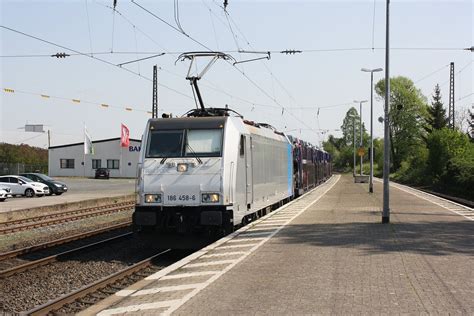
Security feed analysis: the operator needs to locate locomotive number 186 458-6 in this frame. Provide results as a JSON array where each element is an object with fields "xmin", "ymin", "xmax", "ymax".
[{"xmin": 167, "ymin": 194, "xmax": 196, "ymax": 201}]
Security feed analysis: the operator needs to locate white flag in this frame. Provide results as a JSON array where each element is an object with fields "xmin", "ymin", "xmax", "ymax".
[{"xmin": 84, "ymin": 126, "xmax": 94, "ymax": 155}]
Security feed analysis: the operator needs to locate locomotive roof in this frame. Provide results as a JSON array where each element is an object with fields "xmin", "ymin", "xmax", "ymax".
[{"xmin": 149, "ymin": 116, "xmax": 227, "ymax": 130}]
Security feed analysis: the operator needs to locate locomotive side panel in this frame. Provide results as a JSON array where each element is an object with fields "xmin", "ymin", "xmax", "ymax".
[{"xmin": 247, "ymin": 130, "xmax": 292, "ymax": 215}]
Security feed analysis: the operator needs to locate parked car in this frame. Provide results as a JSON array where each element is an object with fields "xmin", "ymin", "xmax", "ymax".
[
  {"xmin": 95, "ymin": 168, "xmax": 110, "ymax": 179},
  {"xmin": 20, "ymin": 173, "xmax": 68, "ymax": 196},
  {"xmin": 0, "ymin": 175, "xmax": 50, "ymax": 197},
  {"xmin": 0, "ymin": 187, "xmax": 12, "ymax": 202}
]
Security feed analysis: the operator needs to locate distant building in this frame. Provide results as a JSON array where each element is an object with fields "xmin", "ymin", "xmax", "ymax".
[{"xmin": 48, "ymin": 138, "xmax": 142, "ymax": 178}]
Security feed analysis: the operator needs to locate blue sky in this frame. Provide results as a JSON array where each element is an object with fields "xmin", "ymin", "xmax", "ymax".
[{"xmin": 1, "ymin": 0, "xmax": 472, "ymax": 148}]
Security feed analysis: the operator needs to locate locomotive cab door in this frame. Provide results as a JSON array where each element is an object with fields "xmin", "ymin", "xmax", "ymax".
[{"xmin": 245, "ymin": 135, "xmax": 253, "ymax": 209}]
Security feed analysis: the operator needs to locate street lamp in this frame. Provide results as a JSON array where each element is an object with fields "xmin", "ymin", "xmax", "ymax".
[
  {"xmin": 361, "ymin": 68, "xmax": 383, "ymax": 193},
  {"xmin": 354, "ymin": 100, "xmax": 368, "ymax": 175},
  {"xmin": 382, "ymin": 0, "xmax": 391, "ymax": 224}
]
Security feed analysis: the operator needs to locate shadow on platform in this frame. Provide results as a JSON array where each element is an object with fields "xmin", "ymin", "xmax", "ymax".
[{"xmin": 276, "ymin": 220, "xmax": 473, "ymax": 257}]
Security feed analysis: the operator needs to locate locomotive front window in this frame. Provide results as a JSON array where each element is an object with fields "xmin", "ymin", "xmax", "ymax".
[
  {"xmin": 146, "ymin": 128, "xmax": 223, "ymax": 158},
  {"xmin": 185, "ymin": 129, "xmax": 223, "ymax": 157},
  {"xmin": 146, "ymin": 130, "xmax": 184, "ymax": 158}
]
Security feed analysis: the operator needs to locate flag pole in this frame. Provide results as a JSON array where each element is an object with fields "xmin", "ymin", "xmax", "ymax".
[{"xmin": 83, "ymin": 125, "xmax": 86, "ymax": 178}]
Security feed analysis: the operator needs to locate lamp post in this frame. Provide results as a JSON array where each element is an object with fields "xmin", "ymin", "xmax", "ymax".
[
  {"xmin": 361, "ymin": 68, "xmax": 383, "ymax": 193},
  {"xmin": 353, "ymin": 117, "xmax": 356, "ymax": 177},
  {"xmin": 382, "ymin": 0, "xmax": 391, "ymax": 224},
  {"xmin": 354, "ymin": 100, "xmax": 368, "ymax": 175}
]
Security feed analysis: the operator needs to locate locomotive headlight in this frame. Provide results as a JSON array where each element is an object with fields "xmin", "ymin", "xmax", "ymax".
[
  {"xmin": 177, "ymin": 163, "xmax": 188, "ymax": 172},
  {"xmin": 145, "ymin": 194, "xmax": 161, "ymax": 203},
  {"xmin": 202, "ymin": 193, "xmax": 219, "ymax": 203}
]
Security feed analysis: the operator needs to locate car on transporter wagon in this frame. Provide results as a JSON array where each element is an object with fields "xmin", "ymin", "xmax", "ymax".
[
  {"xmin": 0, "ymin": 175, "xmax": 50, "ymax": 197},
  {"xmin": 20, "ymin": 173, "xmax": 68, "ymax": 195}
]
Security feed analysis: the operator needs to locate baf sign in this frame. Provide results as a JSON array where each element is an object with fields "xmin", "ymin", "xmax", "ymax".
[
  {"xmin": 25, "ymin": 124, "xmax": 44, "ymax": 132},
  {"xmin": 129, "ymin": 145, "xmax": 141, "ymax": 152}
]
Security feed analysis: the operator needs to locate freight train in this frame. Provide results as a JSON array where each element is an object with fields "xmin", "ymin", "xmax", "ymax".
[{"xmin": 133, "ymin": 107, "xmax": 331, "ymax": 247}]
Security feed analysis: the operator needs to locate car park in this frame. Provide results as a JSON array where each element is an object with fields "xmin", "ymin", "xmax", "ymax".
[
  {"xmin": 20, "ymin": 173, "xmax": 68, "ymax": 196},
  {"xmin": 0, "ymin": 187, "xmax": 12, "ymax": 202},
  {"xmin": 0, "ymin": 175, "xmax": 50, "ymax": 197},
  {"xmin": 95, "ymin": 168, "xmax": 110, "ymax": 179}
]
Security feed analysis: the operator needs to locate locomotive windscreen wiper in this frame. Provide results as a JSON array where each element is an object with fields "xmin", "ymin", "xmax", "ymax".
[{"xmin": 185, "ymin": 142, "xmax": 203, "ymax": 164}]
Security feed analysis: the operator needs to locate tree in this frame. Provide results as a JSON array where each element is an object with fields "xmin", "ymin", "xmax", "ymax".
[
  {"xmin": 375, "ymin": 76, "xmax": 428, "ymax": 170},
  {"xmin": 340, "ymin": 107, "xmax": 368, "ymax": 147},
  {"xmin": 425, "ymin": 84, "xmax": 447, "ymax": 132}
]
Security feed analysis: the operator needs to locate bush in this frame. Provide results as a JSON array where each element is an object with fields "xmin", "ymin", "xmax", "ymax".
[
  {"xmin": 427, "ymin": 128, "xmax": 471, "ymax": 183},
  {"xmin": 392, "ymin": 145, "xmax": 429, "ymax": 185},
  {"xmin": 441, "ymin": 148, "xmax": 474, "ymax": 200}
]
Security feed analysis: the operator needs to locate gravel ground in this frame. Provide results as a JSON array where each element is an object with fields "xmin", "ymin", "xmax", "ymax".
[
  {"xmin": 0, "ymin": 235, "xmax": 168, "ymax": 314},
  {"xmin": 0, "ymin": 210, "xmax": 133, "ymax": 253}
]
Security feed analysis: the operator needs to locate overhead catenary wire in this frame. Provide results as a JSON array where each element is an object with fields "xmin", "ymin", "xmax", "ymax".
[
  {"xmin": 110, "ymin": 0, "xmax": 116, "ymax": 52},
  {"xmin": 174, "ymin": 0, "xmax": 188, "ymax": 35},
  {"xmin": 0, "ymin": 25, "xmax": 195, "ymax": 101},
  {"xmin": 3, "ymin": 46, "xmax": 470, "ymax": 59},
  {"xmin": 132, "ymin": 25, "xmax": 141, "ymax": 74},
  {"xmin": 84, "ymin": 0, "xmax": 94, "ymax": 57},
  {"xmin": 414, "ymin": 64, "xmax": 450, "ymax": 84},
  {"xmin": 371, "ymin": 0, "xmax": 377, "ymax": 51}
]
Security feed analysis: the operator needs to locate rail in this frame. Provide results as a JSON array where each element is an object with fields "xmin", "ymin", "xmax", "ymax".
[{"xmin": 24, "ymin": 249, "xmax": 171, "ymax": 316}]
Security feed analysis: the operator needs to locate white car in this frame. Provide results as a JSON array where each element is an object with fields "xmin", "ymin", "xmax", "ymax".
[
  {"xmin": 0, "ymin": 175, "xmax": 50, "ymax": 197},
  {"xmin": 0, "ymin": 187, "xmax": 12, "ymax": 202}
]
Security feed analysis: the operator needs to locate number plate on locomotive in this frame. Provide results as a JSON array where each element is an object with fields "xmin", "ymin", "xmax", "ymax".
[{"xmin": 166, "ymin": 194, "xmax": 197, "ymax": 202}]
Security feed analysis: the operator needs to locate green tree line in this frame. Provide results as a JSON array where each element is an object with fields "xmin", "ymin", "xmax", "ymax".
[
  {"xmin": 0, "ymin": 143, "xmax": 48, "ymax": 165},
  {"xmin": 324, "ymin": 77, "xmax": 474, "ymax": 201}
]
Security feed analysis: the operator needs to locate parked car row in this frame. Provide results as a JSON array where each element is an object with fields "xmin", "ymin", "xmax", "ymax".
[{"xmin": 0, "ymin": 173, "xmax": 68, "ymax": 201}]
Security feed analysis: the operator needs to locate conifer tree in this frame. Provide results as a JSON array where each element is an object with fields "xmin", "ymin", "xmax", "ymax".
[{"xmin": 426, "ymin": 84, "xmax": 448, "ymax": 133}]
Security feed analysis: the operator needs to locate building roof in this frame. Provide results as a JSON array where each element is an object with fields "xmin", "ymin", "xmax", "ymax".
[{"xmin": 49, "ymin": 137, "xmax": 141, "ymax": 150}]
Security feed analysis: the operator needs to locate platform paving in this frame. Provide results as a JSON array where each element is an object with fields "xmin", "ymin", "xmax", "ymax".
[{"xmin": 83, "ymin": 174, "xmax": 473, "ymax": 315}]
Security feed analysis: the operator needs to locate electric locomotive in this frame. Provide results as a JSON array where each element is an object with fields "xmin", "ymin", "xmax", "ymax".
[{"xmin": 134, "ymin": 108, "xmax": 294, "ymax": 244}]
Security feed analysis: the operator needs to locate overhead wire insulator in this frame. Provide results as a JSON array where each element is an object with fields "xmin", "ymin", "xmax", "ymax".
[
  {"xmin": 280, "ymin": 50, "xmax": 302, "ymax": 55},
  {"xmin": 51, "ymin": 52, "xmax": 70, "ymax": 58}
]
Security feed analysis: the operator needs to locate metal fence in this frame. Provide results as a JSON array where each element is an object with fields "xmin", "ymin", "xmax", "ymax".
[{"xmin": 0, "ymin": 162, "xmax": 48, "ymax": 175}]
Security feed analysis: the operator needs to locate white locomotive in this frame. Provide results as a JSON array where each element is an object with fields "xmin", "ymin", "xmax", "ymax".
[{"xmin": 134, "ymin": 108, "xmax": 294, "ymax": 240}]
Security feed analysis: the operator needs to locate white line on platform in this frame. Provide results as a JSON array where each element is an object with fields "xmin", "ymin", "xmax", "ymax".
[
  {"xmin": 256, "ymin": 223, "xmax": 285, "ymax": 227},
  {"xmin": 239, "ymin": 232, "xmax": 273, "ymax": 237},
  {"xmin": 200, "ymin": 251, "xmax": 248, "ymax": 258},
  {"xmin": 183, "ymin": 259, "xmax": 235, "ymax": 268},
  {"xmin": 376, "ymin": 179, "xmax": 473, "ymax": 221},
  {"xmin": 131, "ymin": 283, "xmax": 205, "ymax": 297},
  {"xmin": 97, "ymin": 299, "xmax": 181, "ymax": 316},
  {"xmin": 161, "ymin": 271, "xmax": 219, "ymax": 280},
  {"xmin": 217, "ymin": 243, "xmax": 260, "ymax": 249},
  {"xmin": 227, "ymin": 237, "xmax": 265, "ymax": 243}
]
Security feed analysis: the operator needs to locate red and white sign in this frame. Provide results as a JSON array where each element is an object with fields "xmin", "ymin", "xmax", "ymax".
[{"xmin": 120, "ymin": 123, "xmax": 130, "ymax": 147}]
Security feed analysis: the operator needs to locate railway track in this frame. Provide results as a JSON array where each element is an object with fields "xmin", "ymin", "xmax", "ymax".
[
  {"xmin": 0, "ymin": 231, "xmax": 134, "ymax": 278},
  {"xmin": 25, "ymin": 250, "xmax": 172, "ymax": 315},
  {"xmin": 0, "ymin": 221, "xmax": 188, "ymax": 315},
  {"xmin": 0, "ymin": 220, "xmax": 131, "ymax": 263},
  {"xmin": 0, "ymin": 201, "xmax": 134, "ymax": 234}
]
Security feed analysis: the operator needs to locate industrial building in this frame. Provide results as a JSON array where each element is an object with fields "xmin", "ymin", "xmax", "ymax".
[{"xmin": 48, "ymin": 138, "xmax": 142, "ymax": 178}]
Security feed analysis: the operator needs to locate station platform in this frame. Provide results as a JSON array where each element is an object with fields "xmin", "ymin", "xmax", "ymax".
[{"xmin": 82, "ymin": 174, "xmax": 473, "ymax": 315}]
